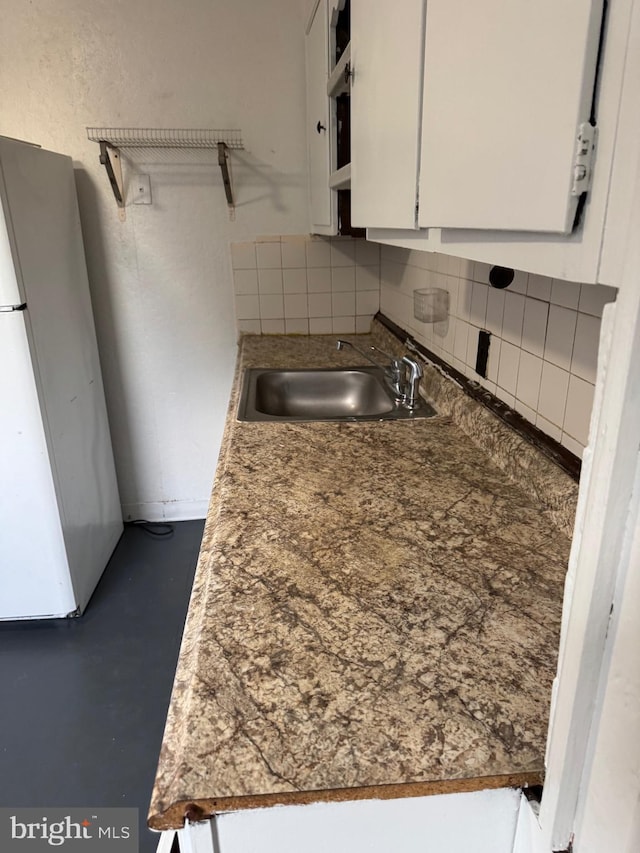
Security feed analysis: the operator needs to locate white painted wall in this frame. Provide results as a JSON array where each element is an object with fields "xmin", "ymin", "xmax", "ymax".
[{"xmin": 0, "ymin": 0, "xmax": 310, "ymax": 520}]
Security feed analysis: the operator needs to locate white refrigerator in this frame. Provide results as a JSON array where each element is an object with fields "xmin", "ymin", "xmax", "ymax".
[{"xmin": 0, "ymin": 136, "xmax": 123, "ymax": 620}]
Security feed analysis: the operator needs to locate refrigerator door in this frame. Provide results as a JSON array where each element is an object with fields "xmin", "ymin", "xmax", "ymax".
[
  {"xmin": 0, "ymin": 184, "xmax": 23, "ymax": 307},
  {"xmin": 0, "ymin": 137, "xmax": 122, "ymax": 616},
  {"xmin": 0, "ymin": 309, "xmax": 77, "ymax": 618}
]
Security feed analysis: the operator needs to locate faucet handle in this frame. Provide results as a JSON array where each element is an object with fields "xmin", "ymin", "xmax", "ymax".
[{"xmin": 369, "ymin": 343, "xmax": 399, "ymax": 364}]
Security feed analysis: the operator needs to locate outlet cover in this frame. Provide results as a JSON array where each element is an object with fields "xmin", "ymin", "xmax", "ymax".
[{"xmin": 133, "ymin": 174, "xmax": 152, "ymax": 205}]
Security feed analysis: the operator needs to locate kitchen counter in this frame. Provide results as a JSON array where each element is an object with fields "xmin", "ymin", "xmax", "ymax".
[{"xmin": 148, "ymin": 324, "xmax": 578, "ymax": 831}]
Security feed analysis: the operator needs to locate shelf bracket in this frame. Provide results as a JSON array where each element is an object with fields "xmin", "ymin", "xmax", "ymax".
[
  {"xmin": 217, "ymin": 142, "xmax": 235, "ymax": 209},
  {"xmin": 98, "ymin": 141, "xmax": 125, "ymax": 209}
]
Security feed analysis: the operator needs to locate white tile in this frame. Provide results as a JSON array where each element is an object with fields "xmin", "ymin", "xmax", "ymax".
[
  {"xmin": 502, "ymin": 292, "xmax": 525, "ymax": 346},
  {"xmin": 538, "ymin": 362, "xmax": 570, "ymax": 427},
  {"xmin": 516, "ymin": 351, "xmax": 543, "ymax": 410},
  {"xmin": 521, "ymin": 298, "xmax": 549, "ymax": 357},
  {"xmin": 497, "ymin": 340, "xmax": 521, "ymax": 395},
  {"xmin": 456, "ymin": 279, "xmax": 473, "ymax": 322},
  {"xmin": 472, "ymin": 261, "xmax": 491, "ymax": 284},
  {"xmin": 307, "ymin": 268, "xmax": 331, "ymax": 293},
  {"xmin": 527, "ymin": 273, "xmax": 552, "ymax": 301},
  {"xmin": 454, "ymin": 319, "xmax": 469, "ymax": 363},
  {"xmin": 409, "ymin": 249, "xmax": 435, "ymax": 270},
  {"xmin": 355, "ymin": 265, "xmax": 380, "ymax": 291},
  {"xmin": 236, "ymin": 319, "xmax": 261, "ymax": 335},
  {"xmin": 458, "ymin": 258, "xmax": 474, "ymax": 281},
  {"xmin": 233, "ymin": 269, "xmax": 258, "ymax": 295},
  {"xmin": 544, "ymin": 305, "xmax": 577, "ymax": 370},
  {"xmin": 258, "ymin": 268, "xmax": 283, "ymax": 294},
  {"xmin": 231, "ymin": 242, "xmax": 256, "ymax": 270},
  {"xmin": 469, "ymin": 282, "xmax": 488, "ymax": 327},
  {"xmin": 514, "ymin": 398, "xmax": 536, "ymax": 424},
  {"xmin": 281, "ymin": 239, "xmax": 307, "ymax": 269},
  {"xmin": 478, "ymin": 377, "xmax": 497, "ymax": 395},
  {"xmin": 332, "ymin": 291, "xmax": 356, "ymax": 316},
  {"xmin": 563, "ymin": 375, "xmax": 595, "ymax": 444},
  {"xmin": 330, "ymin": 238, "xmax": 356, "ymax": 266},
  {"xmin": 261, "ymin": 319, "xmax": 285, "ymax": 334},
  {"xmin": 306, "ymin": 238, "xmax": 331, "ymax": 268},
  {"xmin": 235, "ymin": 294, "xmax": 260, "ymax": 320},
  {"xmin": 332, "ymin": 267, "xmax": 356, "ymax": 292},
  {"xmin": 496, "ymin": 388, "xmax": 516, "ymax": 408},
  {"xmin": 446, "ymin": 255, "xmax": 463, "ymax": 277},
  {"xmin": 356, "ymin": 290, "xmax": 380, "ymax": 315},
  {"xmin": 406, "ymin": 265, "xmax": 430, "ymax": 300},
  {"xmin": 255, "ymin": 235, "xmax": 281, "ymax": 243},
  {"xmin": 332, "ymin": 316, "xmax": 356, "ymax": 334},
  {"xmin": 380, "ymin": 243, "xmax": 411, "ymax": 264},
  {"xmin": 485, "ymin": 288, "xmax": 505, "ymax": 336},
  {"xmin": 453, "ymin": 357, "xmax": 466, "ymax": 374},
  {"xmin": 466, "ymin": 325, "xmax": 480, "ymax": 370},
  {"xmin": 560, "ymin": 432, "xmax": 585, "ymax": 458},
  {"xmin": 282, "ymin": 268, "xmax": 307, "ymax": 294},
  {"xmin": 380, "ymin": 260, "xmax": 405, "ymax": 292},
  {"xmin": 550, "ymin": 279, "xmax": 581, "ymax": 310},
  {"xmin": 355, "ymin": 240, "xmax": 380, "ymax": 265},
  {"xmin": 284, "ymin": 294, "xmax": 308, "ymax": 319},
  {"xmin": 380, "ymin": 284, "xmax": 397, "ymax": 318},
  {"xmin": 259, "ymin": 294, "xmax": 284, "ymax": 320},
  {"xmin": 509, "ymin": 269, "xmax": 528, "ymax": 295},
  {"xmin": 578, "ymin": 283, "xmax": 617, "ymax": 317},
  {"xmin": 487, "ymin": 336, "xmax": 501, "ymax": 384},
  {"xmin": 536, "ymin": 414, "xmax": 562, "ymax": 442},
  {"xmin": 436, "ymin": 253, "xmax": 450, "ymax": 274},
  {"xmin": 285, "ymin": 318, "xmax": 309, "ymax": 334},
  {"xmin": 355, "ymin": 315, "xmax": 373, "ymax": 334},
  {"xmin": 571, "ymin": 313, "xmax": 601, "ymax": 383},
  {"xmin": 437, "ymin": 316, "xmax": 455, "ymax": 356},
  {"xmin": 308, "ymin": 293, "xmax": 332, "ymax": 318},
  {"xmin": 440, "ymin": 275, "xmax": 459, "ymax": 319},
  {"xmin": 309, "ymin": 317, "xmax": 333, "ymax": 334},
  {"xmin": 256, "ymin": 242, "xmax": 282, "ymax": 269}
]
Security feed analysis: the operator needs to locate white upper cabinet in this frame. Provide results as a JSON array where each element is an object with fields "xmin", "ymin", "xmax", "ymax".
[
  {"xmin": 418, "ymin": 0, "xmax": 604, "ymax": 234},
  {"xmin": 306, "ymin": 0, "xmax": 337, "ymax": 235},
  {"xmin": 350, "ymin": 0, "xmax": 426, "ymax": 229}
]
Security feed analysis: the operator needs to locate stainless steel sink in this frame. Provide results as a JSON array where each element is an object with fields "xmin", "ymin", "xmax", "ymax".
[{"xmin": 237, "ymin": 367, "xmax": 436, "ymax": 422}]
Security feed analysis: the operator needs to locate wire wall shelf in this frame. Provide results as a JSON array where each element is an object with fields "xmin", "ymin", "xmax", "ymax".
[
  {"xmin": 86, "ymin": 127, "xmax": 244, "ymax": 149},
  {"xmin": 86, "ymin": 128, "xmax": 244, "ymax": 216}
]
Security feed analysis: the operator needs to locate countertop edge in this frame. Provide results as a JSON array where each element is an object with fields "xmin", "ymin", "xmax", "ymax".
[{"xmin": 148, "ymin": 771, "xmax": 543, "ymax": 830}]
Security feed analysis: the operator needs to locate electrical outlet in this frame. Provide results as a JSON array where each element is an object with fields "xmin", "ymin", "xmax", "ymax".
[{"xmin": 133, "ymin": 174, "xmax": 152, "ymax": 205}]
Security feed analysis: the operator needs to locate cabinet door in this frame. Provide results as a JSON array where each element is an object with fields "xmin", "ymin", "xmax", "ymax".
[
  {"xmin": 418, "ymin": 0, "xmax": 604, "ymax": 234},
  {"xmin": 306, "ymin": 0, "xmax": 337, "ymax": 234},
  {"xmin": 350, "ymin": 0, "xmax": 426, "ymax": 229}
]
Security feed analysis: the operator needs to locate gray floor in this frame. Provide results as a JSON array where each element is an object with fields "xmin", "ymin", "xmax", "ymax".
[{"xmin": 0, "ymin": 520, "xmax": 203, "ymax": 853}]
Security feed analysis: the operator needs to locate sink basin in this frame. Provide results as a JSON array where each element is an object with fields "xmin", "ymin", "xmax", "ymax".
[{"xmin": 237, "ymin": 367, "xmax": 436, "ymax": 422}]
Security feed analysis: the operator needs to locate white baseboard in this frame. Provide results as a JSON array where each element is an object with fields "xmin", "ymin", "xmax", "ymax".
[{"xmin": 121, "ymin": 500, "xmax": 209, "ymax": 523}]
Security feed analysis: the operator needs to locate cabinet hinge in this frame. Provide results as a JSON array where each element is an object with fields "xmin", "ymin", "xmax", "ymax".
[{"xmin": 571, "ymin": 122, "xmax": 597, "ymax": 197}]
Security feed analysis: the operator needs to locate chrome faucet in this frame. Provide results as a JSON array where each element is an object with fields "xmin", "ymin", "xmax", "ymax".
[
  {"xmin": 400, "ymin": 355, "xmax": 423, "ymax": 410},
  {"xmin": 336, "ymin": 339, "xmax": 423, "ymax": 410}
]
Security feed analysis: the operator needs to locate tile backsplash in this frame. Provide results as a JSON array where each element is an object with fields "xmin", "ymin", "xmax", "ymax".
[
  {"xmin": 379, "ymin": 246, "xmax": 617, "ymax": 459},
  {"xmin": 231, "ymin": 235, "xmax": 381, "ymax": 336}
]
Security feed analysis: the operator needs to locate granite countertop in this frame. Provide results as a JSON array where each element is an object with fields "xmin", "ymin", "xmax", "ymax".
[{"xmin": 148, "ymin": 326, "xmax": 577, "ymax": 831}]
